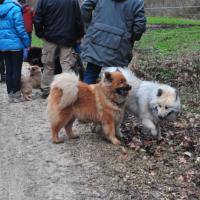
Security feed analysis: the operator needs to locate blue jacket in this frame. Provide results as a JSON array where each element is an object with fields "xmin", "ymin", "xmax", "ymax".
[
  {"xmin": 0, "ymin": 0, "xmax": 30, "ymax": 51},
  {"xmin": 81, "ymin": 0, "xmax": 146, "ymax": 67}
]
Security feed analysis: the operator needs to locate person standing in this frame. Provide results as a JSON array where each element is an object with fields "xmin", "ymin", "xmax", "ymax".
[
  {"xmin": 0, "ymin": 0, "xmax": 30, "ymax": 102},
  {"xmin": 34, "ymin": 0, "xmax": 84, "ymax": 99},
  {"xmin": 19, "ymin": 0, "xmax": 34, "ymax": 60},
  {"xmin": 81, "ymin": 0, "xmax": 146, "ymax": 84}
]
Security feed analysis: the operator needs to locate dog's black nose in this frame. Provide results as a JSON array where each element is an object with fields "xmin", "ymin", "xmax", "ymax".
[
  {"xmin": 127, "ymin": 85, "xmax": 132, "ymax": 91},
  {"xmin": 158, "ymin": 116, "xmax": 163, "ymax": 120},
  {"xmin": 116, "ymin": 85, "xmax": 131, "ymax": 96}
]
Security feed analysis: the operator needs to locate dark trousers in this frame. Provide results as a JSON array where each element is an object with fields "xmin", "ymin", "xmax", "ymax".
[
  {"xmin": 83, "ymin": 62, "xmax": 101, "ymax": 84},
  {"xmin": 0, "ymin": 52, "xmax": 5, "ymax": 75},
  {"xmin": 3, "ymin": 50, "xmax": 23, "ymax": 94}
]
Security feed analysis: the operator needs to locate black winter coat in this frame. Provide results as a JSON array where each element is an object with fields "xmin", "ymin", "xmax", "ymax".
[{"xmin": 34, "ymin": 0, "xmax": 84, "ymax": 47}]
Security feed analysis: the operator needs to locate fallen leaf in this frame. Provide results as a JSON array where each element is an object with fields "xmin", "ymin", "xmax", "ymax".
[
  {"xmin": 177, "ymin": 175, "xmax": 185, "ymax": 182},
  {"xmin": 150, "ymin": 170, "xmax": 156, "ymax": 176},
  {"xmin": 184, "ymin": 151, "xmax": 192, "ymax": 158},
  {"xmin": 179, "ymin": 156, "xmax": 187, "ymax": 164}
]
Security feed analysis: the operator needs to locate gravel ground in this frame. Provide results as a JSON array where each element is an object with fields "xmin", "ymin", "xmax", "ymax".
[
  {"xmin": 0, "ymin": 64, "xmax": 199, "ymax": 200},
  {"xmin": 0, "ymin": 77, "xmax": 146, "ymax": 200}
]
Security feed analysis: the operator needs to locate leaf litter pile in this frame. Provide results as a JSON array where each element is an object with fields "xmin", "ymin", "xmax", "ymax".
[{"xmin": 119, "ymin": 52, "xmax": 200, "ymax": 199}]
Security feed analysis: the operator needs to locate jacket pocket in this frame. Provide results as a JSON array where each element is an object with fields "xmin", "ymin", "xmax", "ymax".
[{"xmin": 91, "ymin": 23, "xmax": 124, "ymax": 50}]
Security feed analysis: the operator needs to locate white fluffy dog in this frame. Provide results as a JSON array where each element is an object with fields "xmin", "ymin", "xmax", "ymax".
[{"xmin": 104, "ymin": 67, "xmax": 181, "ymax": 140}]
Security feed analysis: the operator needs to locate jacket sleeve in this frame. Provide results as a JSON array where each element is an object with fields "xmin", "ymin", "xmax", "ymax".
[
  {"xmin": 81, "ymin": 0, "xmax": 97, "ymax": 27},
  {"xmin": 13, "ymin": 6, "xmax": 30, "ymax": 48},
  {"xmin": 33, "ymin": 0, "xmax": 44, "ymax": 38},
  {"xmin": 132, "ymin": 0, "xmax": 146, "ymax": 41},
  {"xmin": 74, "ymin": 0, "xmax": 85, "ymax": 39}
]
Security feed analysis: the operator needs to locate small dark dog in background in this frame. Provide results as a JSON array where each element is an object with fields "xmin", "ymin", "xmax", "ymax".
[{"xmin": 26, "ymin": 47, "xmax": 85, "ymax": 80}]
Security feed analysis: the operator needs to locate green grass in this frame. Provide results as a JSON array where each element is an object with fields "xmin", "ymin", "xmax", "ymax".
[
  {"xmin": 137, "ymin": 26, "xmax": 200, "ymax": 55},
  {"xmin": 32, "ymin": 16, "xmax": 200, "ymax": 56},
  {"xmin": 148, "ymin": 16, "xmax": 200, "ymax": 25},
  {"xmin": 135, "ymin": 16, "xmax": 200, "ymax": 56},
  {"xmin": 32, "ymin": 32, "xmax": 43, "ymax": 47}
]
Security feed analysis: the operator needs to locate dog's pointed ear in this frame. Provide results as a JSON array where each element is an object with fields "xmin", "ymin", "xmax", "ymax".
[
  {"xmin": 157, "ymin": 88, "xmax": 163, "ymax": 97},
  {"xmin": 104, "ymin": 72, "xmax": 113, "ymax": 82},
  {"xmin": 115, "ymin": 68, "xmax": 121, "ymax": 73}
]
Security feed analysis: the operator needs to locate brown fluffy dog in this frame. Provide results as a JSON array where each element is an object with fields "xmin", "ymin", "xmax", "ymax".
[
  {"xmin": 21, "ymin": 65, "xmax": 42, "ymax": 100},
  {"xmin": 47, "ymin": 71, "xmax": 131, "ymax": 145}
]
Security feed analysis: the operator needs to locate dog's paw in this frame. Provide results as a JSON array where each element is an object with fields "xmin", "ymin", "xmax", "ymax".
[
  {"xmin": 24, "ymin": 95, "xmax": 32, "ymax": 101},
  {"xmin": 110, "ymin": 137, "xmax": 121, "ymax": 145},
  {"xmin": 27, "ymin": 96, "xmax": 32, "ymax": 101},
  {"xmin": 51, "ymin": 138, "xmax": 65, "ymax": 144},
  {"xmin": 68, "ymin": 134, "xmax": 79, "ymax": 139}
]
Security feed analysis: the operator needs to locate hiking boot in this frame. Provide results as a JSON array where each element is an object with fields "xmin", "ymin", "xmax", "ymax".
[
  {"xmin": 8, "ymin": 92, "xmax": 13, "ymax": 103},
  {"xmin": 41, "ymin": 91, "xmax": 49, "ymax": 99},
  {"xmin": 13, "ymin": 91, "xmax": 25, "ymax": 103},
  {"xmin": 0, "ymin": 74, "xmax": 6, "ymax": 83}
]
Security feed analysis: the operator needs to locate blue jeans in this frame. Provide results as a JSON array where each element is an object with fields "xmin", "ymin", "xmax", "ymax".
[
  {"xmin": 84, "ymin": 62, "xmax": 101, "ymax": 84},
  {"xmin": 3, "ymin": 50, "xmax": 23, "ymax": 94}
]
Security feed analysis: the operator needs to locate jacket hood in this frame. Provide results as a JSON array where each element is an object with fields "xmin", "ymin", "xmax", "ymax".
[{"xmin": 0, "ymin": 0, "xmax": 20, "ymax": 18}]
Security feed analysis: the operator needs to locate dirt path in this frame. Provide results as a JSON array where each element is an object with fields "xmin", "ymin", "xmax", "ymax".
[
  {"xmin": 0, "ymin": 78, "xmax": 199, "ymax": 199},
  {"xmin": 0, "ymin": 82, "xmax": 140, "ymax": 200}
]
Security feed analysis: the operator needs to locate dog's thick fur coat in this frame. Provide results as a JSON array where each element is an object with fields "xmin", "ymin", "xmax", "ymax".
[
  {"xmin": 104, "ymin": 67, "xmax": 181, "ymax": 139},
  {"xmin": 21, "ymin": 66, "xmax": 42, "ymax": 100},
  {"xmin": 47, "ymin": 71, "xmax": 131, "ymax": 144}
]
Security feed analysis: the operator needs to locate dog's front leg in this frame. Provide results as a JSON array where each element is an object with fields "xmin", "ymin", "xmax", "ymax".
[
  {"xmin": 142, "ymin": 118, "xmax": 158, "ymax": 138},
  {"xmin": 102, "ymin": 121, "xmax": 121, "ymax": 145},
  {"xmin": 51, "ymin": 124, "xmax": 64, "ymax": 144},
  {"xmin": 115, "ymin": 123, "xmax": 124, "ymax": 139},
  {"xmin": 64, "ymin": 118, "xmax": 79, "ymax": 139}
]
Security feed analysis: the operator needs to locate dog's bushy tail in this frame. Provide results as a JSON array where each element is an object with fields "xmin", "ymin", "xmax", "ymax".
[{"xmin": 50, "ymin": 73, "xmax": 79, "ymax": 109}]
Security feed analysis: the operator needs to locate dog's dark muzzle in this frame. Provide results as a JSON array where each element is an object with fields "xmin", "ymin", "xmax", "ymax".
[{"xmin": 116, "ymin": 85, "xmax": 132, "ymax": 96}]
